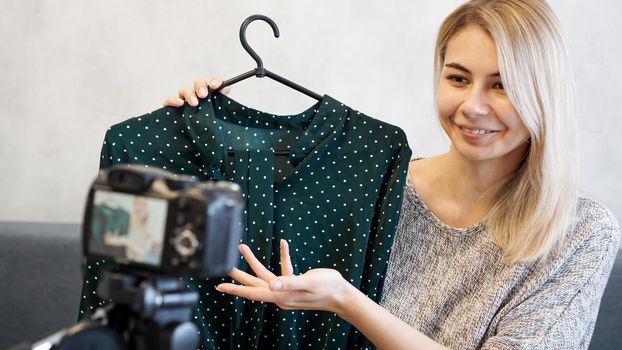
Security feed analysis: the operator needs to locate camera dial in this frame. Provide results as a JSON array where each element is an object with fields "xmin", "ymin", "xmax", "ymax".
[{"xmin": 173, "ymin": 229, "xmax": 200, "ymax": 258}]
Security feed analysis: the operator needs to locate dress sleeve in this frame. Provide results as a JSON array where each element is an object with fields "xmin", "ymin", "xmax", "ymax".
[
  {"xmin": 360, "ymin": 129, "xmax": 411, "ymax": 302},
  {"xmin": 98, "ymin": 128, "xmax": 129, "ymax": 170},
  {"xmin": 77, "ymin": 129, "xmax": 123, "ymax": 321},
  {"xmin": 348, "ymin": 129, "xmax": 411, "ymax": 348},
  {"xmin": 481, "ymin": 208, "xmax": 620, "ymax": 350}
]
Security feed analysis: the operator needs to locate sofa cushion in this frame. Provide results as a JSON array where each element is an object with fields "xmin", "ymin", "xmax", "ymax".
[
  {"xmin": 589, "ymin": 249, "xmax": 622, "ymax": 349},
  {"xmin": 0, "ymin": 222, "xmax": 82, "ymax": 349}
]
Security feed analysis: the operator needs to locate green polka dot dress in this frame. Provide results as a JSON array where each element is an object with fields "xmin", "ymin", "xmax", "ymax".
[{"xmin": 79, "ymin": 91, "xmax": 411, "ymax": 349}]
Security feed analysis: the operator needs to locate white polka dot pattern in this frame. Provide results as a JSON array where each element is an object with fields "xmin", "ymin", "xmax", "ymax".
[{"xmin": 79, "ymin": 91, "xmax": 411, "ymax": 349}]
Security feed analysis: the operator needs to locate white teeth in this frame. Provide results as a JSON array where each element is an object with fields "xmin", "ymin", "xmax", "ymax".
[{"xmin": 462, "ymin": 127, "xmax": 489, "ymax": 135}]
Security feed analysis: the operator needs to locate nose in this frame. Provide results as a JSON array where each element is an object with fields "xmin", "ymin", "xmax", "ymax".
[{"xmin": 461, "ymin": 86, "xmax": 491, "ymax": 118}]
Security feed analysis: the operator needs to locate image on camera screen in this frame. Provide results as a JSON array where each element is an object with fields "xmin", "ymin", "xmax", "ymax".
[{"xmin": 89, "ymin": 190, "xmax": 168, "ymax": 266}]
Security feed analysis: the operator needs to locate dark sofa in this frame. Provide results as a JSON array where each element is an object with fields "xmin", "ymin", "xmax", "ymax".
[{"xmin": 0, "ymin": 221, "xmax": 620, "ymax": 349}]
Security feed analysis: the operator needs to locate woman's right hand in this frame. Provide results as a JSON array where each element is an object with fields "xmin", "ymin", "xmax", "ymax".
[{"xmin": 162, "ymin": 76, "xmax": 231, "ymax": 107}]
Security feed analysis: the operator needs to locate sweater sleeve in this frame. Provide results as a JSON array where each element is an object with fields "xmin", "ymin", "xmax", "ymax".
[{"xmin": 481, "ymin": 203, "xmax": 620, "ymax": 350}]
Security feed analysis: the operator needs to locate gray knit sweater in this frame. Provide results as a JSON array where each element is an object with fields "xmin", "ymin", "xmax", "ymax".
[{"xmin": 379, "ymin": 177, "xmax": 620, "ymax": 350}]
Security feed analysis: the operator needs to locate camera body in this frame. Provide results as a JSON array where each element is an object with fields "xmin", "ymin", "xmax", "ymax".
[
  {"xmin": 6, "ymin": 166, "xmax": 245, "ymax": 350},
  {"xmin": 82, "ymin": 165, "xmax": 244, "ymax": 278}
]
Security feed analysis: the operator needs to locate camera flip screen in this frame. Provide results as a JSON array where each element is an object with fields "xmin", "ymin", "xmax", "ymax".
[{"xmin": 89, "ymin": 190, "xmax": 168, "ymax": 266}]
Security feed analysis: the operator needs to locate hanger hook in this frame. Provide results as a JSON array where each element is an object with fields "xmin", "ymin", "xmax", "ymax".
[{"xmin": 239, "ymin": 15, "xmax": 280, "ymax": 77}]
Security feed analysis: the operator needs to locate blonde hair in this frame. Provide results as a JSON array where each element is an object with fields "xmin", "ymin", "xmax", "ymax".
[{"xmin": 434, "ymin": 0, "xmax": 578, "ymax": 262}]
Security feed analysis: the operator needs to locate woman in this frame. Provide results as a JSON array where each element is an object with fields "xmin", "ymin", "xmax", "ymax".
[
  {"xmin": 102, "ymin": 197, "xmax": 161, "ymax": 265},
  {"xmin": 163, "ymin": 0, "xmax": 619, "ymax": 348}
]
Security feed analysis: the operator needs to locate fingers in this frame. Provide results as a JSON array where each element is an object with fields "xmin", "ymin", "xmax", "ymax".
[
  {"xmin": 162, "ymin": 95, "xmax": 185, "ymax": 107},
  {"xmin": 215, "ymin": 283, "xmax": 309, "ymax": 310},
  {"xmin": 280, "ymin": 239, "xmax": 294, "ymax": 276},
  {"xmin": 207, "ymin": 76, "xmax": 223, "ymax": 90},
  {"xmin": 220, "ymin": 85, "xmax": 231, "ymax": 95},
  {"xmin": 215, "ymin": 283, "xmax": 277, "ymax": 303},
  {"xmin": 239, "ymin": 244, "xmax": 276, "ymax": 282},
  {"xmin": 178, "ymin": 87, "xmax": 199, "ymax": 106},
  {"xmin": 194, "ymin": 79, "xmax": 209, "ymax": 98},
  {"xmin": 228, "ymin": 267, "xmax": 267, "ymax": 288},
  {"xmin": 270, "ymin": 275, "xmax": 310, "ymax": 292},
  {"xmin": 208, "ymin": 76, "xmax": 231, "ymax": 96},
  {"xmin": 162, "ymin": 75, "xmax": 231, "ymax": 107},
  {"xmin": 163, "ymin": 86, "xmax": 196, "ymax": 107}
]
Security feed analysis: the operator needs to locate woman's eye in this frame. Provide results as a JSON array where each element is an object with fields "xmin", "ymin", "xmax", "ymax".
[
  {"xmin": 493, "ymin": 82, "xmax": 505, "ymax": 90},
  {"xmin": 447, "ymin": 75, "xmax": 467, "ymax": 85}
]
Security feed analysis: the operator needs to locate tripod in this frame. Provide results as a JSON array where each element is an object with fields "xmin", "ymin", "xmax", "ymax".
[{"xmin": 8, "ymin": 271, "xmax": 200, "ymax": 350}]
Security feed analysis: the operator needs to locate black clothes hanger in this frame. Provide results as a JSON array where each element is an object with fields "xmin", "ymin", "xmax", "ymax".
[
  {"xmin": 218, "ymin": 14, "xmax": 323, "ymax": 158},
  {"xmin": 217, "ymin": 14, "xmax": 323, "ymax": 101}
]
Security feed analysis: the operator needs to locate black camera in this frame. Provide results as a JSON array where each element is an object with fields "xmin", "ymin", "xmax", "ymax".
[
  {"xmin": 83, "ymin": 165, "xmax": 244, "ymax": 278},
  {"xmin": 5, "ymin": 166, "xmax": 245, "ymax": 350}
]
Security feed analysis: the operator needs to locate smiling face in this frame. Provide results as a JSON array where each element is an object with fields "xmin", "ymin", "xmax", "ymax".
[
  {"xmin": 133, "ymin": 197, "xmax": 149, "ymax": 223},
  {"xmin": 437, "ymin": 25, "xmax": 530, "ymax": 166}
]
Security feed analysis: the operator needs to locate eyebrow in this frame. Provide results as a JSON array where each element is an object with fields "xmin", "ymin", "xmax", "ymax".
[{"xmin": 445, "ymin": 62, "xmax": 500, "ymax": 77}]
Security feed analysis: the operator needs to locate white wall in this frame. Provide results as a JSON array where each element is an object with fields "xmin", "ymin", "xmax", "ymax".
[{"xmin": 1, "ymin": 0, "xmax": 620, "ymax": 230}]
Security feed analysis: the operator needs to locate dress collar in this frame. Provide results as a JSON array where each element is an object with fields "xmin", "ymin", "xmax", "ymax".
[{"xmin": 182, "ymin": 91, "xmax": 348, "ymax": 177}]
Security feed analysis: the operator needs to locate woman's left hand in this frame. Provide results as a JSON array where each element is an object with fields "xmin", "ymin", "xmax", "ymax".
[{"xmin": 216, "ymin": 240, "xmax": 355, "ymax": 315}]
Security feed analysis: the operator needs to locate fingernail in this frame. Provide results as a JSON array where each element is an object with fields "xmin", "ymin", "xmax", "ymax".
[
  {"xmin": 198, "ymin": 87, "xmax": 207, "ymax": 97},
  {"xmin": 209, "ymin": 79, "xmax": 221, "ymax": 88},
  {"xmin": 272, "ymin": 279, "xmax": 282, "ymax": 291},
  {"xmin": 215, "ymin": 285, "xmax": 222, "ymax": 291},
  {"xmin": 190, "ymin": 97, "xmax": 198, "ymax": 106},
  {"xmin": 175, "ymin": 98, "xmax": 184, "ymax": 105}
]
